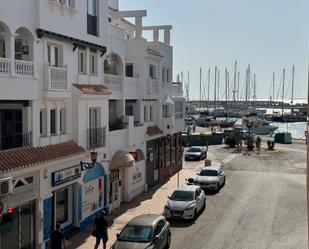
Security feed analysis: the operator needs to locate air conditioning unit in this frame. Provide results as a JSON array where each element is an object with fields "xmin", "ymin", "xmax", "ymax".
[
  {"xmin": 0, "ymin": 177, "xmax": 13, "ymax": 196},
  {"xmin": 0, "ymin": 197, "xmax": 8, "ymax": 215}
]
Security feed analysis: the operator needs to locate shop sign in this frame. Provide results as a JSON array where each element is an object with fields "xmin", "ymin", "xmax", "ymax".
[
  {"xmin": 82, "ymin": 178, "xmax": 103, "ymax": 219},
  {"xmin": 51, "ymin": 165, "xmax": 81, "ymax": 186},
  {"xmin": 132, "ymin": 166, "xmax": 143, "ymax": 185}
]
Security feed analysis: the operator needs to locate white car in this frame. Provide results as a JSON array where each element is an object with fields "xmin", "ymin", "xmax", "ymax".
[
  {"xmin": 164, "ymin": 184, "xmax": 206, "ymax": 220},
  {"xmin": 195, "ymin": 166, "xmax": 226, "ymax": 191}
]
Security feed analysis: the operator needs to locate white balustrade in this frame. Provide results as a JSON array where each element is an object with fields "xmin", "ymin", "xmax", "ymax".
[
  {"xmin": 47, "ymin": 65, "xmax": 67, "ymax": 90},
  {"xmin": 0, "ymin": 58, "xmax": 12, "ymax": 76},
  {"xmin": 15, "ymin": 60, "xmax": 34, "ymax": 77},
  {"xmin": 104, "ymin": 74, "xmax": 123, "ymax": 91}
]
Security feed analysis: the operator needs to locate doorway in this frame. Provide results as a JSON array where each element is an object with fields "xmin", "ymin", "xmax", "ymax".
[{"xmin": 0, "ymin": 201, "xmax": 36, "ymax": 249}]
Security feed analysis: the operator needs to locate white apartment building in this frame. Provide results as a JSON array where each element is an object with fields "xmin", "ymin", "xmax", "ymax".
[{"xmin": 0, "ymin": 0, "xmax": 185, "ymax": 248}]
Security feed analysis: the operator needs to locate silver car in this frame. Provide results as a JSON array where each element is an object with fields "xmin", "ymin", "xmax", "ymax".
[
  {"xmin": 195, "ymin": 166, "xmax": 226, "ymax": 191},
  {"xmin": 164, "ymin": 184, "xmax": 206, "ymax": 220},
  {"xmin": 184, "ymin": 146, "xmax": 207, "ymax": 161},
  {"xmin": 111, "ymin": 214, "xmax": 171, "ymax": 249}
]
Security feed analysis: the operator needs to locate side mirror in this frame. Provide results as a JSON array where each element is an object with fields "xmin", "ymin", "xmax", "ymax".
[
  {"xmin": 153, "ymin": 234, "xmax": 160, "ymax": 242},
  {"xmin": 116, "ymin": 233, "xmax": 120, "ymax": 239},
  {"xmin": 167, "ymin": 196, "xmax": 171, "ymax": 199},
  {"xmin": 196, "ymin": 173, "xmax": 200, "ymax": 175}
]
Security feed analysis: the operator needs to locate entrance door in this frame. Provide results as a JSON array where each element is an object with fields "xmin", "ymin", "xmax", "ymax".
[
  {"xmin": 0, "ymin": 201, "xmax": 35, "ymax": 249},
  {"xmin": 1, "ymin": 109, "xmax": 23, "ymax": 150},
  {"xmin": 20, "ymin": 203, "xmax": 35, "ymax": 249}
]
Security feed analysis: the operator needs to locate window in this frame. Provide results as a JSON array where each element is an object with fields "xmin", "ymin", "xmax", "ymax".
[
  {"xmin": 108, "ymin": 17, "xmax": 112, "ymax": 23},
  {"xmin": 47, "ymin": 44, "xmax": 60, "ymax": 67},
  {"xmin": 162, "ymin": 68, "xmax": 166, "ymax": 82},
  {"xmin": 15, "ymin": 39, "xmax": 22, "ymax": 60},
  {"xmin": 154, "ymin": 220, "xmax": 165, "ymax": 236},
  {"xmin": 40, "ymin": 109, "xmax": 47, "ymax": 136},
  {"xmin": 78, "ymin": 49, "xmax": 86, "ymax": 74},
  {"xmin": 87, "ymin": 0, "xmax": 96, "ymax": 16},
  {"xmin": 174, "ymin": 101, "xmax": 183, "ymax": 119},
  {"xmin": 162, "ymin": 105, "xmax": 169, "ymax": 118},
  {"xmin": 144, "ymin": 106, "xmax": 148, "ymax": 122},
  {"xmin": 125, "ymin": 63, "xmax": 133, "ymax": 77},
  {"xmin": 149, "ymin": 64, "xmax": 156, "ymax": 79},
  {"xmin": 89, "ymin": 108, "xmax": 98, "ymax": 128},
  {"xmin": 166, "ymin": 69, "xmax": 170, "ymax": 83},
  {"xmin": 89, "ymin": 50, "xmax": 97, "ymax": 75},
  {"xmin": 54, "ymin": 186, "xmax": 72, "ymax": 227},
  {"xmin": 60, "ymin": 108, "xmax": 66, "ymax": 134},
  {"xmin": 50, "ymin": 109, "xmax": 56, "ymax": 135},
  {"xmin": 149, "ymin": 105, "xmax": 153, "ymax": 121}
]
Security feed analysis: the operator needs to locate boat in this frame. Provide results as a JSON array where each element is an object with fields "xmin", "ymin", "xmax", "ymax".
[
  {"xmin": 241, "ymin": 118, "xmax": 278, "ymax": 135},
  {"xmin": 195, "ymin": 116, "xmax": 236, "ymax": 128},
  {"xmin": 271, "ymin": 113, "xmax": 306, "ymax": 122}
]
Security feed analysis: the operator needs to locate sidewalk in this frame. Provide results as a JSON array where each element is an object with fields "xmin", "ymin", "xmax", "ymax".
[{"xmin": 67, "ymin": 169, "xmax": 195, "ymax": 249}]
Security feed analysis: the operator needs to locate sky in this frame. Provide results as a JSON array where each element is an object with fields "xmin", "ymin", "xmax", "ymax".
[{"xmin": 120, "ymin": 0, "xmax": 309, "ymax": 101}]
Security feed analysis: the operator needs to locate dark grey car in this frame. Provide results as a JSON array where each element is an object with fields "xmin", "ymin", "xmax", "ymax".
[{"xmin": 111, "ymin": 214, "xmax": 171, "ymax": 249}]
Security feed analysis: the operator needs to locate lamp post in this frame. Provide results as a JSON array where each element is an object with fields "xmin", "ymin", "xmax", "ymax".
[{"xmin": 81, "ymin": 151, "xmax": 98, "ymax": 171}]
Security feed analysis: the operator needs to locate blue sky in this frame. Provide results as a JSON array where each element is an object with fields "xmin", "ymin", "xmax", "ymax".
[{"xmin": 120, "ymin": 0, "xmax": 309, "ymax": 101}]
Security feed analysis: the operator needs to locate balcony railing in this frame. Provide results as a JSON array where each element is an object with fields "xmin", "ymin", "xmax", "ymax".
[
  {"xmin": 87, "ymin": 14, "xmax": 98, "ymax": 36},
  {"xmin": 104, "ymin": 74, "xmax": 123, "ymax": 91},
  {"xmin": 0, "ymin": 131, "xmax": 32, "ymax": 150},
  {"xmin": 15, "ymin": 60, "xmax": 35, "ymax": 78},
  {"xmin": 0, "ymin": 58, "xmax": 35, "ymax": 78},
  {"xmin": 45, "ymin": 63, "xmax": 67, "ymax": 90},
  {"xmin": 87, "ymin": 127, "xmax": 106, "ymax": 150},
  {"xmin": 148, "ymin": 78, "xmax": 160, "ymax": 95}
]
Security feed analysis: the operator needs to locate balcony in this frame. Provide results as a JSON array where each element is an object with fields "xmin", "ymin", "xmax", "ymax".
[
  {"xmin": 45, "ymin": 63, "xmax": 68, "ymax": 91},
  {"xmin": 87, "ymin": 127, "xmax": 106, "ymax": 150},
  {"xmin": 0, "ymin": 58, "xmax": 35, "ymax": 78},
  {"xmin": 172, "ymin": 83, "xmax": 183, "ymax": 97},
  {"xmin": 0, "ymin": 131, "xmax": 32, "ymax": 150},
  {"xmin": 104, "ymin": 74, "xmax": 123, "ymax": 92},
  {"xmin": 148, "ymin": 78, "xmax": 160, "ymax": 96}
]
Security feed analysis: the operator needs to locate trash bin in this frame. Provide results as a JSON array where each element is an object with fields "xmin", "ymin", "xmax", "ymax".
[
  {"xmin": 283, "ymin": 132, "xmax": 292, "ymax": 144},
  {"xmin": 274, "ymin": 133, "xmax": 284, "ymax": 143}
]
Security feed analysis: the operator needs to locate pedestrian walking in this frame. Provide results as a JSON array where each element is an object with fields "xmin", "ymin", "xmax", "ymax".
[
  {"xmin": 93, "ymin": 211, "xmax": 109, "ymax": 249},
  {"xmin": 49, "ymin": 223, "xmax": 66, "ymax": 249},
  {"xmin": 255, "ymin": 136, "xmax": 261, "ymax": 155}
]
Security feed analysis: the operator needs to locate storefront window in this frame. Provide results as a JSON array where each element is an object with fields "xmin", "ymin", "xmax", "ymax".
[
  {"xmin": 109, "ymin": 170, "xmax": 119, "ymax": 204},
  {"xmin": 165, "ymin": 138, "xmax": 171, "ymax": 167},
  {"xmin": 55, "ymin": 188, "xmax": 69, "ymax": 224}
]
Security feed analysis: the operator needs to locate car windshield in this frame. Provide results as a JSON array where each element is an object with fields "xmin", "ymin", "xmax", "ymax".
[
  {"xmin": 187, "ymin": 147, "xmax": 201, "ymax": 152},
  {"xmin": 200, "ymin": 170, "xmax": 219, "ymax": 176},
  {"xmin": 118, "ymin": 225, "xmax": 153, "ymax": 243},
  {"xmin": 171, "ymin": 190, "xmax": 194, "ymax": 201}
]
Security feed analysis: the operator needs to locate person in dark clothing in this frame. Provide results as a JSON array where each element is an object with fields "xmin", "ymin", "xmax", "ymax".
[
  {"xmin": 49, "ymin": 223, "xmax": 66, "ymax": 249},
  {"xmin": 93, "ymin": 211, "xmax": 109, "ymax": 249}
]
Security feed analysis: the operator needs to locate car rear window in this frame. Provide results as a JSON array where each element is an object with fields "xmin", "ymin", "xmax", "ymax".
[
  {"xmin": 171, "ymin": 190, "xmax": 194, "ymax": 201},
  {"xmin": 118, "ymin": 225, "xmax": 153, "ymax": 243},
  {"xmin": 200, "ymin": 170, "xmax": 218, "ymax": 176}
]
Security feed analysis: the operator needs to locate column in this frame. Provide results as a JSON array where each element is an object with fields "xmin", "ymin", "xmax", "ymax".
[
  {"xmin": 153, "ymin": 28, "xmax": 159, "ymax": 42},
  {"xmin": 135, "ymin": 16, "xmax": 143, "ymax": 39},
  {"xmin": 31, "ymin": 100, "xmax": 40, "ymax": 147},
  {"xmin": 4, "ymin": 32, "xmax": 17, "ymax": 75},
  {"xmin": 164, "ymin": 29, "xmax": 171, "ymax": 45}
]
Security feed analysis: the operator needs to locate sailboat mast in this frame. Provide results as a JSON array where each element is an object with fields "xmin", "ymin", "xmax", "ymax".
[
  {"xmin": 207, "ymin": 69, "xmax": 210, "ymax": 110},
  {"xmin": 218, "ymin": 70, "xmax": 220, "ymax": 102},
  {"xmin": 248, "ymin": 64, "xmax": 251, "ymax": 104},
  {"xmin": 272, "ymin": 72, "xmax": 275, "ymax": 103},
  {"xmin": 291, "ymin": 65, "xmax": 295, "ymax": 105},
  {"xmin": 225, "ymin": 69, "xmax": 228, "ymax": 103},
  {"xmin": 282, "ymin": 68, "xmax": 286, "ymax": 114},
  {"xmin": 253, "ymin": 74, "xmax": 256, "ymax": 100},
  {"xmin": 233, "ymin": 60, "xmax": 237, "ymax": 102},
  {"xmin": 214, "ymin": 66, "xmax": 217, "ymax": 115},
  {"xmin": 199, "ymin": 68, "xmax": 202, "ymax": 111}
]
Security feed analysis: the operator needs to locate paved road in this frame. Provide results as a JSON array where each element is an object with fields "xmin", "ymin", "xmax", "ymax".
[{"xmin": 170, "ymin": 145, "xmax": 307, "ymax": 249}]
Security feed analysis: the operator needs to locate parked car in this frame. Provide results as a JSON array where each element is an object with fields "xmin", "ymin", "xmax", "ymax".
[
  {"xmin": 111, "ymin": 214, "xmax": 171, "ymax": 249},
  {"xmin": 164, "ymin": 184, "xmax": 206, "ymax": 220},
  {"xmin": 195, "ymin": 166, "xmax": 225, "ymax": 191},
  {"xmin": 184, "ymin": 146, "xmax": 207, "ymax": 161}
]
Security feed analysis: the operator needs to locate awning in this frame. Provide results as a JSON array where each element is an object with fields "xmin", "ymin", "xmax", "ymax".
[
  {"xmin": 109, "ymin": 150, "xmax": 135, "ymax": 170},
  {"xmin": 163, "ymin": 96, "xmax": 174, "ymax": 105}
]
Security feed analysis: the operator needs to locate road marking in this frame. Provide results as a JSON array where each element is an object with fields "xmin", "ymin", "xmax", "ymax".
[{"xmin": 222, "ymin": 154, "xmax": 238, "ymax": 164}]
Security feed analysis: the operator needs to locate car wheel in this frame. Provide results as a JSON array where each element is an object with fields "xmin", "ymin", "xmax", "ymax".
[
  {"xmin": 193, "ymin": 209, "xmax": 198, "ymax": 220},
  {"xmin": 202, "ymin": 199, "xmax": 206, "ymax": 211},
  {"xmin": 222, "ymin": 177, "xmax": 226, "ymax": 187},
  {"xmin": 165, "ymin": 233, "xmax": 171, "ymax": 249},
  {"xmin": 216, "ymin": 183, "xmax": 220, "ymax": 192}
]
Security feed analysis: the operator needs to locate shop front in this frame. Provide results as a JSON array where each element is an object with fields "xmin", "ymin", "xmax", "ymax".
[
  {"xmin": 158, "ymin": 132, "xmax": 183, "ymax": 181},
  {"xmin": 146, "ymin": 139, "xmax": 160, "ymax": 188},
  {"xmin": 0, "ymin": 173, "xmax": 39, "ymax": 249}
]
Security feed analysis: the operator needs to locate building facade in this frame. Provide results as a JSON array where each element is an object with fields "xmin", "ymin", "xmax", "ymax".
[{"xmin": 0, "ymin": 0, "xmax": 184, "ymax": 248}]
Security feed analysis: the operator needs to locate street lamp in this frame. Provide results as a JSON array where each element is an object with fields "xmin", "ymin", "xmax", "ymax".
[{"xmin": 80, "ymin": 151, "xmax": 98, "ymax": 171}]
